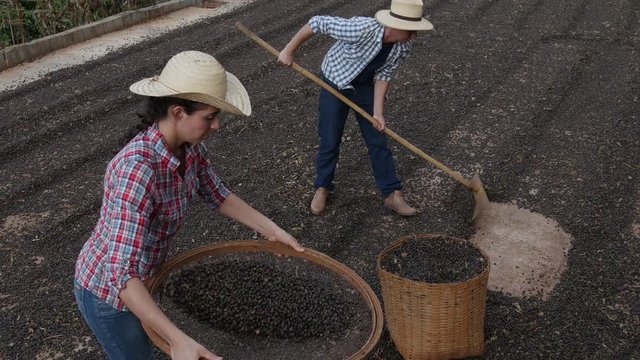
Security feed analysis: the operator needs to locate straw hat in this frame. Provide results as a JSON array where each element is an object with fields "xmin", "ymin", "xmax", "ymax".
[
  {"xmin": 375, "ymin": 0, "xmax": 434, "ymax": 31},
  {"xmin": 129, "ymin": 51, "xmax": 251, "ymax": 116}
]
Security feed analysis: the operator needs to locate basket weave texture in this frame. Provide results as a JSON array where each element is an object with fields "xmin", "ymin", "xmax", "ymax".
[{"xmin": 376, "ymin": 234, "xmax": 490, "ymax": 360}]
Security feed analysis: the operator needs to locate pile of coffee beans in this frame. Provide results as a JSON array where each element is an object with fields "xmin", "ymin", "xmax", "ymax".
[
  {"xmin": 165, "ymin": 257, "xmax": 355, "ymax": 340},
  {"xmin": 381, "ymin": 236, "xmax": 487, "ymax": 283}
]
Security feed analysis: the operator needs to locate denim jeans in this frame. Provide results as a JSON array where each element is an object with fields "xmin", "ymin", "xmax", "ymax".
[
  {"xmin": 74, "ymin": 281, "xmax": 153, "ymax": 360},
  {"xmin": 315, "ymin": 76, "xmax": 402, "ymax": 197}
]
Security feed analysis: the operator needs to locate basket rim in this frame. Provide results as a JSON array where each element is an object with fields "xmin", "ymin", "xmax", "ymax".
[
  {"xmin": 143, "ymin": 240, "xmax": 384, "ymax": 360},
  {"xmin": 376, "ymin": 233, "xmax": 491, "ymax": 287}
]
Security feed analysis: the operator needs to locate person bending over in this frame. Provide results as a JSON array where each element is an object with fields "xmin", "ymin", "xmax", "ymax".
[
  {"xmin": 279, "ymin": 0, "xmax": 434, "ymax": 216},
  {"xmin": 74, "ymin": 51, "xmax": 304, "ymax": 360}
]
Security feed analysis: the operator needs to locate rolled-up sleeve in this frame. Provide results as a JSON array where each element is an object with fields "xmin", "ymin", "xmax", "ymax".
[
  {"xmin": 375, "ymin": 44, "xmax": 411, "ymax": 82},
  {"xmin": 196, "ymin": 145, "xmax": 231, "ymax": 210},
  {"xmin": 375, "ymin": 61, "xmax": 400, "ymax": 82},
  {"xmin": 105, "ymin": 158, "xmax": 154, "ymax": 294},
  {"xmin": 309, "ymin": 16, "xmax": 370, "ymax": 43}
]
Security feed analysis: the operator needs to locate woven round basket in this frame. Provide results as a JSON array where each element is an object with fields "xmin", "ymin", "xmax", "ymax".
[
  {"xmin": 376, "ymin": 234, "xmax": 490, "ymax": 360},
  {"xmin": 143, "ymin": 240, "xmax": 384, "ymax": 359}
]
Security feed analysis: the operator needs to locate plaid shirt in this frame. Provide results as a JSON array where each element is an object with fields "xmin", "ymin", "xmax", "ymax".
[
  {"xmin": 308, "ymin": 16, "xmax": 412, "ymax": 89},
  {"xmin": 75, "ymin": 124, "xmax": 231, "ymax": 310}
]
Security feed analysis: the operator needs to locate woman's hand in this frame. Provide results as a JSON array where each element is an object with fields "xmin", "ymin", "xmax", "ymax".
[
  {"xmin": 372, "ymin": 114, "xmax": 386, "ymax": 132},
  {"xmin": 277, "ymin": 49, "xmax": 294, "ymax": 66},
  {"xmin": 268, "ymin": 227, "xmax": 305, "ymax": 252},
  {"xmin": 119, "ymin": 279, "xmax": 222, "ymax": 360},
  {"xmin": 218, "ymin": 194, "xmax": 305, "ymax": 252},
  {"xmin": 170, "ymin": 333, "xmax": 222, "ymax": 360}
]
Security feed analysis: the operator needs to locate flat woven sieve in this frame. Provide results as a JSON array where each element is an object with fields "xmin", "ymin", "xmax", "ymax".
[{"xmin": 144, "ymin": 241, "xmax": 383, "ymax": 360}]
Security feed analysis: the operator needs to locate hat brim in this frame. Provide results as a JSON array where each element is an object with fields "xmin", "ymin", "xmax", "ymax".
[
  {"xmin": 375, "ymin": 10, "xmax": 434, "ymax": 31},
  {"xmin": 129, "ymin": 72, "xmax": 252, "ymax": 116}
]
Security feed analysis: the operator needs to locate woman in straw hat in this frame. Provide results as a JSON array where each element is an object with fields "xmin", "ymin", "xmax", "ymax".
[
  {"xmin": 74, "ymin": 51, "xmax": 304, "ymax": 360},
  {"xmin": 278, "ymin": 0, "xmax": 433, "ymax": 217}
]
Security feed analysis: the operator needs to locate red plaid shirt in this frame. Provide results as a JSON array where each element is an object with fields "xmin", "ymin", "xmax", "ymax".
[{"xmin": 75, "ymin": 124, "xmax": 230, "ymax": 310}]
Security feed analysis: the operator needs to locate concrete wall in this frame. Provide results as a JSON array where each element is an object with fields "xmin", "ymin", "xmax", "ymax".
[{"xmin": 1, "ymin": 0, "xmax": 203, "ymax": 72}]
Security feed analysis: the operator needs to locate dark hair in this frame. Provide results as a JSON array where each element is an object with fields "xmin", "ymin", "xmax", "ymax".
[{"xmin": 116, "ymin": 96, "xmax": 207, "ymax": 152}]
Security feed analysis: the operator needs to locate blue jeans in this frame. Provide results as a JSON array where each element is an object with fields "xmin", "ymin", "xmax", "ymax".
[
  {"xmin": 74, "ymin": 281, "xmax": 153, "ymax": 360},
  {"xmin": 315, "ymin": 76, "xmax": 402, "ymax": 197}
]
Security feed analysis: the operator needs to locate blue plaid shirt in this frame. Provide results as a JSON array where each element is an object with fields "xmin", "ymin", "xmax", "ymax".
[{"xmin": 308, "ymin": 16, "xmax": 412, "ymax": 89}]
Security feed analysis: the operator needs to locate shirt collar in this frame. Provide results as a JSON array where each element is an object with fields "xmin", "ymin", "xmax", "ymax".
[{"xmin": 147, "ymin": 123, "xmax": 182, "ymax": 171}]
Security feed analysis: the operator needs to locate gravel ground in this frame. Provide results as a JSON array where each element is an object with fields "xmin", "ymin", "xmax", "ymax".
[{"xmin": 0, "ymin": 0, "xmax": 639, "ymax": 358}]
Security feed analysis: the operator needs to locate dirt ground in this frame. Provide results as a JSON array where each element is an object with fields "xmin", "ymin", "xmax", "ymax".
[{"xmin": 0, "ymin": 0, "xmax": 639, "ymax": 358}]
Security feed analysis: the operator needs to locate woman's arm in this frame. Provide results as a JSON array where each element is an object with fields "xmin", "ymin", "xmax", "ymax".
[
  {"xmin": 119, "ymin": 278, "xmax": 222, "ymax": 360},
  {"xmin": 218, "ymin": 194, "xmax": 304, "ymax": 252},
  {"xmin": 372, "ymin": 80, "xmax": 391, "ymax": 131},
  {"xmin": 278, "ymin": 23, "xmax": 315, "ymax": 66}
]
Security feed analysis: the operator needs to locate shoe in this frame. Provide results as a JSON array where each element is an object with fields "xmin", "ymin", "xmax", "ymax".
[
  {"xmin": 310, "ymin": 187, "xmax": 329, "ymax": 215},
  {"xmin": 384, "ymin": 190, "xmax": 417, "ymax": 216}
]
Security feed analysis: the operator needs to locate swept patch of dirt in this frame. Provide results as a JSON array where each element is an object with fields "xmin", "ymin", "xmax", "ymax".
[
  {"xmin": 0, "ymin": 212, "xmax": 51, "ymax": 239},
  {"xmin": 472, "ymin": 202, "xmax": 572, "ymax": 299}
]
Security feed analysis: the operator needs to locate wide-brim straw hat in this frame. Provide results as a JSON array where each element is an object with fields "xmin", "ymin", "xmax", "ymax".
[
  {"xmin": 129, "ymin": 51, "xmax": 251, "ymax": 116},
  {"xmin": 376, "ymin": 0, "xmax": 434, "ymax": 31}
]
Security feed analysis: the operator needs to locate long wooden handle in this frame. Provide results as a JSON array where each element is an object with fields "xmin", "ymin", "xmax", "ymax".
[{"xmin": 235, "ymin": 22, "xmax": 471, "ymax": 189}]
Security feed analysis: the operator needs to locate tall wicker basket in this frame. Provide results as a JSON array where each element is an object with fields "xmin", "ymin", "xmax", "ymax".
[{"xmin": 376, "ymin": 234, "xmax": 490, "ymax": 360}]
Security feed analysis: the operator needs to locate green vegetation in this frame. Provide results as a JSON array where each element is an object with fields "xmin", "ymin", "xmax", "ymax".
[{"xmin": 0, "ymin": 0, "xmax": 156, "ymax": 49}]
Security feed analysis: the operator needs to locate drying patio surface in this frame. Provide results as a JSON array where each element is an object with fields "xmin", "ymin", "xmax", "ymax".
[{"xmin": 0, "ymin": 0, "xmax": 638, "ymax": 358}]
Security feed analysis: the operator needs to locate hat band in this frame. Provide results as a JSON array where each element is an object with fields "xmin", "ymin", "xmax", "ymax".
[
  {"xmin": 154, "ymin": 75, "xmax": 223, "ymax": 99},
  {"xmin": 390, "ymin": 11, "xmax": 423, "ymax": 22},
  {"xmin": 152, "ymin": 76, "xmax": 182, "ymax": 94}
]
